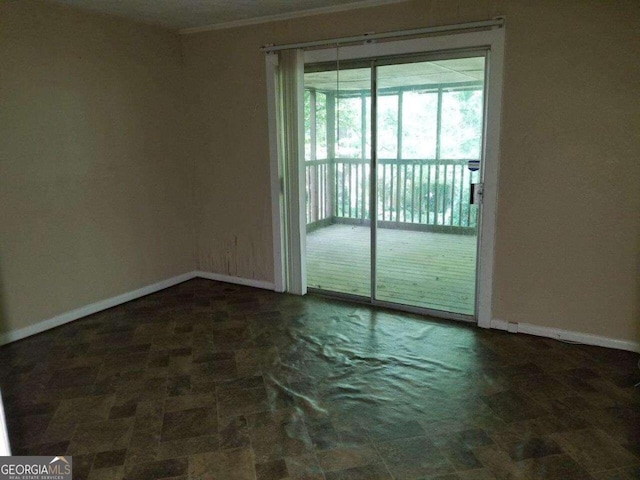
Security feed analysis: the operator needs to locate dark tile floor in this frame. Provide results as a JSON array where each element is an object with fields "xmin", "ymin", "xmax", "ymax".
[{"xmin": 1, "ymin": 279, "xmax": 639, "ymax": 480}]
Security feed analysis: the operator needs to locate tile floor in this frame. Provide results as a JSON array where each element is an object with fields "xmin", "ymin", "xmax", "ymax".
[{"xmin": 0, "ymin": 279, "xmax": 638, "ymax": 480}]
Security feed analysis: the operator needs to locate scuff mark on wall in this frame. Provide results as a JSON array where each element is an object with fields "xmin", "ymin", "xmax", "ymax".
[
  {"xmin": 197, "ymin": 228, "xmax": 271, "ymax": 282},
  {"xmin": 194, "ymin": 165, "xmax": 274, "ymax": 282}
]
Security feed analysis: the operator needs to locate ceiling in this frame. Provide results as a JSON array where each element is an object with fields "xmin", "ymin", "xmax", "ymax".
[{"xmin": 50, "ymin": 0, "xmax": 408, "ymax": 31}]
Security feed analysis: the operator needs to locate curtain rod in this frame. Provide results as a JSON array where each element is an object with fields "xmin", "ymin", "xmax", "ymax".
[{"xmin": 260, "ymin": 18, "xmax": 504, "ymax": 53}]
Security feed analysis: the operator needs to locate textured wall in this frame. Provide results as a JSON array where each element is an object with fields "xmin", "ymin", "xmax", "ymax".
[
  {"xmin": 0, "ymin": 1, "xmax": 195, "ymax": 334},
  {"xmin": 181, "ymin": 0, "xmax": 640, "ymax": 343},
  {"xmin": 492, "ymin": 1, "xmax": 639, "ymax": 344}
]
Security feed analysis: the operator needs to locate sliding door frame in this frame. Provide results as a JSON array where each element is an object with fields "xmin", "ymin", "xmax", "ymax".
[{"xmin": 268, "ymin": 26, "xmax": 505, "ymax": 328}]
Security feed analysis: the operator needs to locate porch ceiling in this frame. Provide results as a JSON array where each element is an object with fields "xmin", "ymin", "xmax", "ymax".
[{"xmin": 305, "ymin": 56, "xmax": 485, "ymax": 91}]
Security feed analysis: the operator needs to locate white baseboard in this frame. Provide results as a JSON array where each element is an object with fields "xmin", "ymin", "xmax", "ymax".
[
  {"xmin": 0, "ymin": 272, "xmax": 197, "ymax": 346},
  {"xmin": 490, "ymin": 319, "xmax": 640, "ymax": 353},
  {"xmin": 3, "ymin": 272, "xmax": 636, "ymax": 354},
  {"xmin": 0, "ymin": 271, "xmax": 276, "ymax": 346},
  {"xmin": 193, "ymin": 271, "xmax": 275, "ymax": 291}
]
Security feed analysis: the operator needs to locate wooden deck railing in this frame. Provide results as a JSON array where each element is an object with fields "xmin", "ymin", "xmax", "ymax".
[{"xmin": 306, "ymin": 158, "xmax": 478, "ymax": 233}]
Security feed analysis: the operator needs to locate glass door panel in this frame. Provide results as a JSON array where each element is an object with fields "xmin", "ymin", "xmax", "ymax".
[
  {"xmin": 304, "ymin": 64, "xmax": 372, "ymax": 298},
  {"xmin": 374, "ymin": 56, "xmax": 485, "ymax": 315}
]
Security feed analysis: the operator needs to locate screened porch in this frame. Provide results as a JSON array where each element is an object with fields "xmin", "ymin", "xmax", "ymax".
[{"xmin": 304, "ymin": 58, "xmax": 483, "ymax": 315}]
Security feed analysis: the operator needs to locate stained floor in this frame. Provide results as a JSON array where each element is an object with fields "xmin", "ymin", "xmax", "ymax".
[
  {"xmin": 0, "ymin": 279, "xmax": 639, "ymax": 480},
  {"xmin": 307, "ymin": 225, "xmax": 477, "ymax": 315}
]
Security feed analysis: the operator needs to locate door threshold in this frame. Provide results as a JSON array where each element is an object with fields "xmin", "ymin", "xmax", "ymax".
[{"xmin": 307, "ymin": 287, "xmax": 476, "ymax": 324}]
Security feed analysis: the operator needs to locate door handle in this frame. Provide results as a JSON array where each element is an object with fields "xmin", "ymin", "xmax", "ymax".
[{"xmin": 470, "ymin": 183, "xmax": 483, "ymax": 205}]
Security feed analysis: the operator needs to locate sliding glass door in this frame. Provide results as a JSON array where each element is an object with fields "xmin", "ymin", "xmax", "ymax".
[
  {"xmin": 304, "ymin": 63, "xmax": 371, "ymax": 297},
  {"xmin": 303, "ymin": 52, "xmax": 486, "ymax": 318},
  {"xmin": 374, "ymin": 57, "xmax": 484, "ymax": 315}
]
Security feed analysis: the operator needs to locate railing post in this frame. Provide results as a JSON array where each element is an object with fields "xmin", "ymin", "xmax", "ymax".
[
  {"xmin": 327, "ymin": 92, "xmax": 336, "ymax": 220},
  {"xmin": 418, "ymin": 162, "xmax": 423, "ymax": 224},
  {"xmin": 360, "ymin": 93, "xmax": 367, "ymax": 222},
  {"xmin": 458, "ymin": 162, "xmax": 464, "ymax": 227},
  {"xmin": 309, "ymin": 89, "xmax": 318, "ymax": 223},
  {"xmin": 395, "ymin": 91, "xmax": 403, "ymax": 224},
  {"xmin": 450, "ymin": 161, "xmax": 456, "ymax": 226},
  {"xmin": 434, "ymin": 87, "xmax": 443, "ymax": 225}
]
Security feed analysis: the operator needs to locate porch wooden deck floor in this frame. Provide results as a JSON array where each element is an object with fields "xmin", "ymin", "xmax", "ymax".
[{"xmin": 306, "ymin": 224, "xmax": 477, "ymax": 315}]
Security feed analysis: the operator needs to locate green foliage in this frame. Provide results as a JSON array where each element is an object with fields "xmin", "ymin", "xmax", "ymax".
[
  {"xmin": 304, "ymin": 82, "xmax": 483, "ymax": 227},
  {"xmin": 305, "ymin": 90, "xmax": 328, "ymax": 160}
]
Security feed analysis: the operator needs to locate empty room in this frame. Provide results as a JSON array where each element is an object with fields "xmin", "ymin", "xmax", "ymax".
[{"xmin": 1, "ymin": 0, "xmax": 639, "ymax": 479}]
